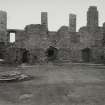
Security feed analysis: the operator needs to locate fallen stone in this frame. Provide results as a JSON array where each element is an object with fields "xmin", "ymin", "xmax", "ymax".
[
  {"xmin": 0, "ymin": 71, "xmax": 34, "ymax": 82},
  {"xmin": 19, "ymin": 94, "xmax": 33, "ymax": 100}
]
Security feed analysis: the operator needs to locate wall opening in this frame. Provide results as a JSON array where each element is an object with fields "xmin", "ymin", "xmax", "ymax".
[
  {"xmin": 0, "ymin": 52, "xmax": 4, "ymax": 62},
  {"xmin": 46, "ymin": 46, "xmax": 58, "ymax": 61},
  {"xmin": 10, "ymin": 33, "xmax": 15, "ymax": 43},
  {"xmin": 0, "ymin": 42, "xmax": 5, "ymax": 61},
  {"xmin": 82, "ymin": 48, "xmax": 91, "ymax": 62},
  {"xmin": 22, "ymin": 49, "xmax": 30, "ymax": 63},
  {"xmin": 0, "ymin": 53, "xmax": 4, "ymax": 59}
]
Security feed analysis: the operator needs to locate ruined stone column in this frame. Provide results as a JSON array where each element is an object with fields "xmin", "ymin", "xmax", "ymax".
[
  {"xmin": 87, "ymin": 6, "xmax": 99, "ymax": 29},
  {"xmin": 69, "ymin": 13, "xmax": 76, "ymax": 32},
  {"xmin": 41, "ymin": 12, "xmax": 48, "ymax": 29},
  {"xmin": 0, "ymin": 10, "xmax": 7, "ymax": 43}
]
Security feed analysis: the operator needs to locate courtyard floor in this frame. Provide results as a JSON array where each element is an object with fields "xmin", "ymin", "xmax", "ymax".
[{"xmin": 0, "ymin": 63, "xmax": 105, "ymax": 105}]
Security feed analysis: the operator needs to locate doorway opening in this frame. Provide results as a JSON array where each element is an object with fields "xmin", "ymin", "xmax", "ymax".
[
  {"xmin": 0, "ymin": 42, "xmax": 5, "ymax": 62},
  {"xmin": 22, "ymin": 49, "xmax": 30, "ymax": 63},
  {"xmin": 82, "ymin": 48, "xmax": 91, "ymax": 62},
  {"xmin": 46, "ymin": 46, "xmax": 58, "ymax": 61}
]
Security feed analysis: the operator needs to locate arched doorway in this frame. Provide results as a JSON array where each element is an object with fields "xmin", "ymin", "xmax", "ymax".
[
  {"xmin": 45, "ymin": 46, "xmax": 58, "ymax": 61},
  {"xmin": 0, "ymin": 42, "xmax": 5, "ymax": 62},
  {"xmin": 82, "ymin": 48, "xmax": 91, "ymax": 62},
  {"xmin": 0, "ymin": 53, "xmax": 4, "ymax": 59},
  {"xmin": 22, "ymin": 49, "xmax": 30, "ymax": 63}
]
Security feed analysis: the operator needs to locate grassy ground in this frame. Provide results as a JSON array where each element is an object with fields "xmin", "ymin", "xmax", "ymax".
[{"xmin": 0, "ymin": 63, "xmax": 105, "ymax": 105}]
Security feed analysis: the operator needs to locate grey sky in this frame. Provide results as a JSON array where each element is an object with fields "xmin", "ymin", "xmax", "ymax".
[{"xmin": 0, "ymin": 0, "xmax": 105, "ymax": 31}]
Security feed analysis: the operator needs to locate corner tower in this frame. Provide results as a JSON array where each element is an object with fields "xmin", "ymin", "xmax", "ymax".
[
  {"xmin": 69, "ymin": 14, "xmax": 76, "ymax": 32},
  {"xmin": 87, "ymin": 6, "xmax": 98, "ymax": 29},
  {"xmin": 41, "ymin": 12, "xmax": 48, "ymax": 29}
]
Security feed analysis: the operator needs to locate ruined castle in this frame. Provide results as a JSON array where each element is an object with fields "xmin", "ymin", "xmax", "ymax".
[{"xmin": 0, "ymin": 6, "xmax": 105, "ymax": 64}]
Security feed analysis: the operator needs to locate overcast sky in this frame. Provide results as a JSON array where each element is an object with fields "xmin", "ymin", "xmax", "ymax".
[{"xmin": 0, "ymin": 0, "xmax": 105, "ymax": 31}]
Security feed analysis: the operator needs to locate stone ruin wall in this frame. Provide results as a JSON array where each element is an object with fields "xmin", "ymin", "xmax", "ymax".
[
  {"xmin": 1, "ymin": 6, "xmax": 105, "ymax": 64},
  {"xmin": 6, "ymin": 23, "xmax": 105, "ymax": 64}
]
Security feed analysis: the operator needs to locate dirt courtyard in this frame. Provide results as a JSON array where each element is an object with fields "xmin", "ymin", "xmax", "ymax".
[{"xmin": 0, "ymin": 63, "xmax": 105, "ymax": 105}]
